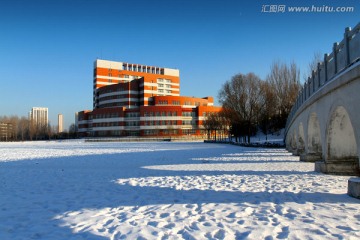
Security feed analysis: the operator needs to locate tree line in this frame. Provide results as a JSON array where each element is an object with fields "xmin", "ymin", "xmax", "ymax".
[
  {"xmin": 205, "ymin": 60, "xmax": 301, "ymax": 143},
  {"xmin": 0, "ymin": 115, "xmax": 76, "ymax": 141}
]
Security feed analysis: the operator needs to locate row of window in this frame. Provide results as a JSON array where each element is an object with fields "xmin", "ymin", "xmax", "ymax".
[
  {"xmin": 144, "ymin": 111, "xmax": 178, "ymax": 117},
  {"xmin": 157, "ymin": 78, "xmax": 172, "ymax": 83},
  {"xmin": 182, "ymin": 129, "xmax": 197, "ymax": 134},
  {"xmin": 158, "ymin": 100, "xmax": 168, "ymax": 105},
  {"xmin": 125, "ymin": 122, "xmax": 140, "ymax": 126},
  {"xmin": 182, "ymin": 120, "xmax": 197, "ymax": 125},
  {"xmin": 158, "ymin": 89, "xmax": 172, "ymax": 93},
  {"xmin": 125, "ymin": 112, "xmax": 140, "ymax": 118},
  {"xmin": 155, "ymin": 100, "xmax": 180, "ymax": 105},
  {"xmin": 88, "ymin": 111, "xmax": 204, "ymax": 120},
  {"xmin": 143, "ymin": 120, "xmax": 197, "ymax": 126},
  {"xmin": 123, "ymin": 65, "xmax": 164, "ymax": 75},
  {"xmin": 90, "ymin": 113, "xmax": 120, "ymax": 119},
  {"xmin": 143, "ymin": 129, "xmax": 179, "ymax": 135},
  {"xmin": 93, "ymin": 122, "xmax": 120, "ymax": 127},
  {"xmin": 93, "ymin": 121, "xmax": 140, "ymax": 127},
  {"xmin": 144, "ymin": 120, "xmax": 178, "ymax": 126},
  {"xmin": 182, "ymin": 112, "xmax": 197, "ymax": 117},
  {"xmin": 98, "ymin": 102, "xmax": 139, "ymax": 108},
  {"xmin": 158, "ymin": 84, "xmax": 172, "ymax": 88}
]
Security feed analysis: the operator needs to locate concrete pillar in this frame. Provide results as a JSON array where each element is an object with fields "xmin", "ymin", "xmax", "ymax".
[
  {"xmin": 312, "ymin": 71, "xmax": 315, "ymax": 93},
  {"xmin": 324, "ymin": 53, "xmax": 328, "ymax": 82},
  {"xmin": 333, "ymin": 42, "xmax": 339, "ymax": 74},
  {"xmin": 300, "ymin": 153, "xmax": 322, "ymax": 162},
  {"xmin": 315, "ymin": 160, "xmax": 359, "ymax": 176},
  {"xmin": 348, "ymin": 178, "xmax": 360, "ymax": 199},
  {"xmin": 344, "ymin": 27, "xmax": 351, "ymax": 66}
]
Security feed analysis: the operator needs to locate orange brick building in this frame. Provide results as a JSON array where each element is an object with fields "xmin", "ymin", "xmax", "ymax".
[{"xmin": 77, "ymin": 59, "xmax": 221, "ymax": 137}]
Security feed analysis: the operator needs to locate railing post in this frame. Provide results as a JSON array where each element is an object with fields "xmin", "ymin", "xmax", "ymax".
[
  {"xmin": 333, "ymin": 42, "xmax": 338, "ymax": 74},
  {"xmin": 300, "ymin": 89, "xmax": 303, "ymax": 104},
  {"xmin": 324, "ymin": 53, "xmax": 328, "ymax": 83},
  {"xmin": 344, "ymin": 27, "xmax": 351, "ymax": 66},
  {"xmin": 312, "ymin": 70, "xmax": 315, "ymax": 93},
  {"xmin": 317, "ymin": 62, "xmax": 321, "ymax": 89}
]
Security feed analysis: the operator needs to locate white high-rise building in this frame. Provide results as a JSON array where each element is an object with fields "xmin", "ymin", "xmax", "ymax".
[
  {"xmin": 29, "ymin": 107, "xmax": 48, "ymax": 127},
  {"xmin": 58, "ymin": 114, "xmax": 63, "ymax": 133}
]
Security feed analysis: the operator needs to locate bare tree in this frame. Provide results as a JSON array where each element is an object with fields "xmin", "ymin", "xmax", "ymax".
[
  {"xmin": 18, "ymin": 117, "xmax": 29, "ymax": 141},
  {"xmin": 69, "ymin": 123, "xmax": 77, "ymax": 138},
  {"xmin": 304, "ymin": 51, "xmax": 322, "ymax": 81},
  {"xmin": 219, "ymin": 72, "xmax": 265, "ymax": 143},
  {"xmin": 259, "ymin": 81, "xmax": 277, "ymax": 139},
  {"xmin": 202, "ymin": 113, "xmax": 213, "ymax": 140},
  {"xmin": 266, "ymin": 61, "xmax": 301, "ymax": 127},
  {"xmin": 202, "ymin": 112, "xmax": 221, "ymax": 140}
]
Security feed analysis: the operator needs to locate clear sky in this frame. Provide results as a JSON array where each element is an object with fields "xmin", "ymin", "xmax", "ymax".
[{"xmin": 1, "ymin": 0, "xmax": 359, "ymax": 130}]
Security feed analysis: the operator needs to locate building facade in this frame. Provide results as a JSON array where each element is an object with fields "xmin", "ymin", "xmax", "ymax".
[
  {"xmin": 58, "ymin": 114, "xmax": 63, "ymax": 133},
  {"xmin": 29, "ymin": 107, "xmax": 48, "ymax": 127},
  {"xmin": 0, "ymin": 123, "xmax": 13, "ymax": 141},
  {"xmin": 77, "ymin": 59, "xmax": 221, "ymax": 137}
]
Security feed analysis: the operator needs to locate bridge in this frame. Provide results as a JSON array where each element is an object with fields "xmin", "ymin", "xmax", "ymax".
[{"xmin": 285, "ymin": 22, "xmax": 360, "ymax": 198}]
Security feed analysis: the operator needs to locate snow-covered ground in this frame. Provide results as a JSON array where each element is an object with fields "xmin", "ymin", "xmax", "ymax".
[{"xmin": 0, "ymin": 141, "xmax": 359, "ymax": 240}]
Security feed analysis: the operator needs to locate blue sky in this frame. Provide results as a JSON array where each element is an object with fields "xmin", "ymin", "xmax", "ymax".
[{"xmin": 1, "ymin": 0, "xmax": 359, "ymax": 129}]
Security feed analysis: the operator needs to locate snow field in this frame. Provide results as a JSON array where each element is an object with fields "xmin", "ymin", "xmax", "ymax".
[{"xmin": 0, "ymin": 141, "xmax": 359, "ymax": 239}]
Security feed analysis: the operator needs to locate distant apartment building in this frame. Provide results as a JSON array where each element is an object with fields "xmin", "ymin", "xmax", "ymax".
[
  {"xmin": 29, "ymin": 107, "xmax": 48, "ymax": 127},
  {"xmin": 0, "ymin": 122, "xmax": 13, "ymax": 141},
  {"xmin": 77, "ymin": 59, "xmax": 221, "ymax": 137},
  {"xmin": 58, "ymin": 114, "xmax": 63, "ymax": 133}
]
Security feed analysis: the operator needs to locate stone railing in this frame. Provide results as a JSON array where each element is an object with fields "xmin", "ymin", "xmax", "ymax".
[{"xmin": 285, "ymin": 22, "xmax": 360, "ymax": 134}]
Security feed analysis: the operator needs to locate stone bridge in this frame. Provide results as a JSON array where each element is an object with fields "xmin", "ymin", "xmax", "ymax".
[{"xmin": 285, "ymin": 23, "xmax": 360, "ymax": 198}]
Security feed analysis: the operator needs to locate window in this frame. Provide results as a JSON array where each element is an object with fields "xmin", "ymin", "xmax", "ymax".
[
  {"xmin": 124, "ymin": 75, "xmax": 129, "ymax": 78},
  {"xmin": 172, "ymin": 100, "xmax": 180, "ymax": 105},
  {"xmin": 158, "ymin": 84, "xmax": 164, "ymax": 87},
  {"xmin": 182, "ymin": 112, "xmax": 196, "ymax": 117},
  {"xmin": 158, "ymin": 89, "xmax": 164, "ymax": 93},
  {"xmin": 166, "ymin": 85, "xmax": 171, "ymax": 88}
]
